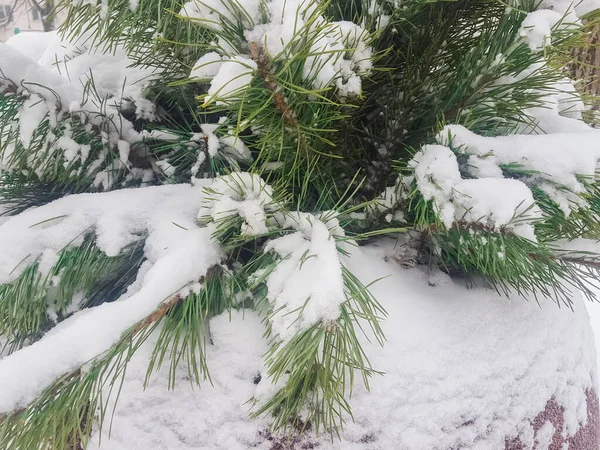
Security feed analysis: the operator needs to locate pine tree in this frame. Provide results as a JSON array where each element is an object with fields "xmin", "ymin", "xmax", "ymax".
[{"xmin": 0, "ymin": 0, "xmax": 600, "ymax": 447}]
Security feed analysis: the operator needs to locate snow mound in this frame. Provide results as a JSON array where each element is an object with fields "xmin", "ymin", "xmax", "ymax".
[{"xmin": 86, "ymin": 239, "xmax": 597, "ymax": 450}]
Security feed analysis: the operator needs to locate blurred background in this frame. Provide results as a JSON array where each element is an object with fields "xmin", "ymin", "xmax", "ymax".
[{"xmin": 0, "ymin": 0, "xmax": 63, "ymax": 42}]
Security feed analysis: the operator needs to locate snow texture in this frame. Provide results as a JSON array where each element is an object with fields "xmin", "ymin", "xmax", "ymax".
[
  {"xmin": 183, "ymin": 0, "xmax": 373, "ymax": 97},
  {"xmin": 3, "ymin": 31, "xmax": 161, "ymax": 121},
  {"xmin": 538, "ymin": 0, "xmax": 600, "ymax": 18},
  {"xmin": 519, "ymin": 9, "xmax": 578, "ymax": 51},
  {"xmin": 84, "ymin": 239, "xmax": 597, "ymax": 450},
  {"xmin": 200, "ymin": 172, "xmax": 276, "ymax": 236},
  {"xmin": 1, "ymin": 1, "xmax": 599, "ymax": 447},
  {"xmin": 190, "ymin": 52, "xmax": 224, "ymax": 79},
  {"xmin": 409, "ymin": 144, "xmax": 541, "ymax": 239},
  {"xmin": 201, "ymin": 174, "xmax": 348, "ymax": 340},
  {"xmin": 264, "ymin": 216, "xmax": 346, "ymax": 340},
  {"xmin": 438, "ymin": 125, "xmax": 600, "ymax": 216},
  {"xmin": 0, "ymin": 41, "xmax": 141, "ymax": 178},
  {"xmin": 206, "ymin": 56, "xmax": 257, "ymax": 104},
  {"xmin": 0, "ymin": 33, "xmax": 168, "ymax": 187},
  {"xmin": 0, "ymin": 183, "xmax": 223, "ymax": 412}
]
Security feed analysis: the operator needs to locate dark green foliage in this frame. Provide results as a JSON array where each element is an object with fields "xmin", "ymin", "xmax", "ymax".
[
  {"xmin": 1, "ymin": 0, "xmax": 600, "ymax": 446},
  {"xmin": 344, "ymin": 1, "xmax": 564, "ymax": 197},
  {"xmin": 0, "ymin": 235, "xmax": 145, "ymax": 352},
  {"xmin": 0, "ymin": 90, "xmax": 126, "ymax": 211},
  {"xmin": 426, "ymin": 224, "xmax": 600, "ymax": 308}
]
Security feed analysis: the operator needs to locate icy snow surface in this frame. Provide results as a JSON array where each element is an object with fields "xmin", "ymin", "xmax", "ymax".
[{"xmin": 85, "ymin": 239, "xmax": 596, "ymax": 450}]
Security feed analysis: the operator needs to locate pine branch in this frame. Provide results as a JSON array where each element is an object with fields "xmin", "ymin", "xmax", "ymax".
[
  {"xmin": 0, "ymin": 266, "xmax": 223, "ymax": 450},
  {"xmin": 0, "ymin": 235, "xmax": 145, "ymax": 352}
]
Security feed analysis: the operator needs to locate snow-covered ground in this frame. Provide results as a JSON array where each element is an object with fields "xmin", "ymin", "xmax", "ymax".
[
  {"xmin": 86, "ymin": 239, "xmax": 598, "ymax": 450},
  {"xmin": 585, "ymin": 299, "xmax": 600, "ymax": 379}
]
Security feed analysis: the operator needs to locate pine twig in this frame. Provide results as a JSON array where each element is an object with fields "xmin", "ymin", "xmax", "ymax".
[
  {"xmin": 249, "ymin": 41, "xmax": 298, "ymax": 127},
  {"xmin": 132, "ymin": 294, "xmax": 182, "ymax": 333},
  {"xmin": 558, "ymin": 256, "xmax": 600, "ymax": 270}
]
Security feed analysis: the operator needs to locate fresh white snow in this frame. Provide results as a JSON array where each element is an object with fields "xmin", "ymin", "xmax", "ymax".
[
  {"xmin": 0, "ymin": 183, "xmax": 224, "ymax": 412},
  {"xmin": 183, "ymin": 0, "xmax": 373, "ymax": 98},
  {"xmin": 1, "ymin": 0, "xmax": 600, "ymax": 448},
  {"xmin": 82, "ymin": 239, "xmax": 597, "ymax": 450},
  {"xmin": 409, "ymin": 144, "xmax": 542, "ymax": 239}
]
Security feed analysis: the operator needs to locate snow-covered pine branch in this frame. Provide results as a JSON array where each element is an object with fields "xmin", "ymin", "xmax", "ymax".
[{"xmin": 1, "ymin": 0, "xmax": 600, "ymax": 448}]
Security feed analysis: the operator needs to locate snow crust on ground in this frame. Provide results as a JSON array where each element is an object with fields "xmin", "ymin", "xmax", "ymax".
[{"xmin": 86, "ymin": 239, "xmax": 597, "ymax": 450}]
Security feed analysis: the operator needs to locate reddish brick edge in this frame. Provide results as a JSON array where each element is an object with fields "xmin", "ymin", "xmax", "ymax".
[{"xmin": 506, "ymin": 389, "xmax": 599, "ymax": 450}]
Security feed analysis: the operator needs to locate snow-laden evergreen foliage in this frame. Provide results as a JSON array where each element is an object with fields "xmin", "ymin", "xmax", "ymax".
[{"xmin": 1, "ymin": 0, "xmax": 600, "ymax": 447}]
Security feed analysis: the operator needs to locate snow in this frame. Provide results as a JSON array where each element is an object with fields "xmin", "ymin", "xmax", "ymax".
[
  {"xmin": 51, "ymin": 47, "xmax": 160, "ymax": 120},
  {"xmin": 156, "ymin": 160, "xmax": 176, "ymax": 177},
  {"xmin": 5, "ymin": 31, "xmax": 56, "ymax": 62},
  {"xmin": 0, "ymin": 43, "xmax": 83, "ymax": 113},
  {"xmin": 5, "ymin": 30, "xmax": 160, "ymax": 112},
  {"xmin": 82, "ymin": 239, "xmax": 597, "ymax": 450},
  {"xmin": 1, "ymin": 30, "xmax": 160, "ymax": 145},
  {"xmin": 0, "ymin": 229, "xmax": 220, "ymax": 413},
  {"xmin": 190, "ymin": 52, "xmax": 224, "ymax": 79},
  {"xmin": 1, "ymin": 1, "xmax": 600, "ymax": 447},
  {"xmin": 200, "ymin": 172, "xmax": 276, "ymax": 236},
  {"xmin": 538, "ymin": 0, "xmax": 600, "ymax": 17},
  {"xmin": 586, "ymin": 299, "xmax": 600, "ymax": 380},
  {"xmin": 441, "ymin": 124, "xmax": 599, "ymax": 179},
  {"xmin": 202, "ymin": 174, "xmax": 349, "ymax": 339},
  {"xmin": 200, "ymin": 124, "xmax": 221, "ymax": 156},
  {"xmin": 0, "ymin": 183, "xmax": 210, "ymax": 285},
  {"xmin": 264, "ymin": 218, "xmax": 345, "ymax": 340},
  {"xmin": 409, "ymin": 144, "xmax": 541, "ymax": 239},
  {"xmin": 18, "ymin": 95, "xmax": 49, "ymax": 147},
  {"xmin": 184, "ymin": 0, "xmax": 373, "ymax": 98},
  {"xmin": 0, "ymin": 182, "xmax": 223, "ymax": 412},
  {"xmin": 533, "ymin": 421, "xmax": 555, "ymax": 450},
  {"xmin": 438, "ymin": 125, "xmax": 600, "ymax": 216},
  {"xmin": 519, "ymin": 9, "xmax": 578, "ymax": 51},
  {"xmin": 0, "ymin": 34, "xmax": 171, "ymax": 185},
  {"xmin": 117, "ymin": 140, "xmax": 131, "ymax": 165},
  {"xmin": 0, "ymin": 41, "xmax": 141, "ymax": 176},
  {"xmin": 179, "ymin": 0, "xmax": 261, "ymax": 32},
  {"xmin": 87, "ymin": 310, "xmax": 270, "ymax": 450},
  {"xmin": 205, "ymin": 56, "xmax": 257, "ymax": 104}
]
